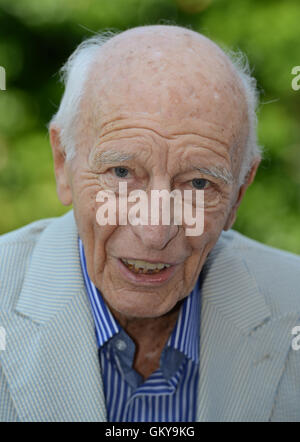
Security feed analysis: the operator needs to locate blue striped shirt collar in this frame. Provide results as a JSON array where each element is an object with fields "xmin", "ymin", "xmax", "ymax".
[{"xmin": 79, "ymin": 238, "xmax": 200, "ymax": 363}]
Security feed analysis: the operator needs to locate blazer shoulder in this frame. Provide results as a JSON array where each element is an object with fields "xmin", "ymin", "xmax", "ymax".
[
  {"xmin": 0, "ymin": 217, "xmax": 55, "ymax": 246},
  {"xmin": 0, "ymin": 217, "xmax": 56, "ymax": 310},
  {"xmin": 220, "ymin": 229, "xmax": 300, "ymax": 315},
  {"xmin": 223, "ymin": 229, "xmax": 300, "ymax": 267}
]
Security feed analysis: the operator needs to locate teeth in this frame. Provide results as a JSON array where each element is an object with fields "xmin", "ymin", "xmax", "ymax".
[{"xmin": 121, "ymin": 258, "xmax": 171, "ymax": 273}]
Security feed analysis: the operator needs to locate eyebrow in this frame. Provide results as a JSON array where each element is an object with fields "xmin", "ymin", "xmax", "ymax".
[
  {"xmin": 195, "ymin": 167, "xmax": 234, "ymax": 185},
  {"xmin": 91, "ymin": 150, "xmax": 136, "ymax": 166},
  {"xmin": 91, "ymin": 150, "xmax": 233, "ymax": 184}
]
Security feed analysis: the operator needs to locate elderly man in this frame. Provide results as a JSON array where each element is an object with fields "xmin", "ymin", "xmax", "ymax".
[{"xmin": 0, "ymin": 25, "xmax": 300, "ymax": 422}]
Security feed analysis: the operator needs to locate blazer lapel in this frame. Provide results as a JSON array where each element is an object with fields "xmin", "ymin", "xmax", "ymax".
[
  {"xmin": 196, "ymin": 234, "xmax": 300, "ymax": 422},
  {"xmin": 0, "ymin": 211, "xmax": 107, "ymax": 421}
]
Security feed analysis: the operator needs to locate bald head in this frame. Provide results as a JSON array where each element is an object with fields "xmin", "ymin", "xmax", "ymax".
[
  {"xmin": 51, "ymin": 25, "xmax": 260, "ymax": 184},
  {"xmin": 88, "ymin": 26, "xmax": 246, "ymax": 117},
  {"xmin": 79, "ymin": 26, "xmax": 247, "ymax": 179}
]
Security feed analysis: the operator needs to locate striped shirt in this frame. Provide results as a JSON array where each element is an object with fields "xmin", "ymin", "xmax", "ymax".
[{"xmin": 79, "ymin": 238, "xmax": 201, "ymax": 422}]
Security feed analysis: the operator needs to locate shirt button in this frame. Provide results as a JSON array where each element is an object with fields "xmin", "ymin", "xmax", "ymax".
[{"xmin": 115, "ymin": 339, "xmax": 127, "ymax": 351}]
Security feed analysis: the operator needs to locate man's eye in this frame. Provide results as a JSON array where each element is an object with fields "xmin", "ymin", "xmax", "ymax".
[
  {"xmin": 191, "ymin": 178, "xmax": 209, "ymax": 189},
  {"xmin": 113, "ymin": 167, "xmax": 129, "ymax": 178}
]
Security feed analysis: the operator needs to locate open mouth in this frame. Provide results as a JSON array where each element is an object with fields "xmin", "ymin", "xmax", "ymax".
[{"xmin": 120, "ymin": 258, "xmax": 171, "ymax": 274}]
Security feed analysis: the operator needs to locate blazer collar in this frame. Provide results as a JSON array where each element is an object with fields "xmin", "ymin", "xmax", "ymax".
[
  {"xmin": 197, "ymin": 232, "xmax": 299, "ymax": 421},
  {"xmin": 200, "ymin": 233, "xmax": 271, "ymax": 335},
  {"xmin": 15, "ymin": 210, "xmax": 84, "ymax": 324}
]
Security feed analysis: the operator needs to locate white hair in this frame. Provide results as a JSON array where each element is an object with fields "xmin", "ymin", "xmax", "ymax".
[
  {"xmin": 50, "ymin": 28, "xmax": 262, "ymax": 186},
  {"xmin": 49, "ymin": 31, "xmax": 117, "ymax": 163},
  {"xmin": 225, "ymin": 49, "xmax": 262, "ymax": 184}
]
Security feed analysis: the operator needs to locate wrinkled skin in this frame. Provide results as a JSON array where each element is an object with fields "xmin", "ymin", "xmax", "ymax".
[{"xmin": 50, "ymin": 26, "xmax": 260, "ymax": 378}]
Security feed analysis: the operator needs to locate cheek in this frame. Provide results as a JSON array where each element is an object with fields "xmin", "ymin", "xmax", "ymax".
[
  {"xmin": 204, "ymin": 192, "xmax": 232, "ymax": 228},
  {"xmin": 204, "ymin": 209, "xmax": 227, "ymax": 234},
  {"xmin": 187, "ymin": 200, "xmax": 230, "ymax": 242},
  {"xmin": 185, "ymin": 205, "xmax": 230, "ymax": 264},
  {"xmin": 71, "ymin": 177, "xmax": 118, "ymax": 276},
  {"xmin": 72, "ymin": 185, "xmax": 97, "ymax": 235}
]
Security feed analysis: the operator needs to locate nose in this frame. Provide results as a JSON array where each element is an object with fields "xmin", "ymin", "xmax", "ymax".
[
  {"xmin": 129, "ymin": 178, "xmax": 179, "ymax": 250},
  {"xmin": 132, "ymin": 223, "xmax": 179, "ymax": 250}
]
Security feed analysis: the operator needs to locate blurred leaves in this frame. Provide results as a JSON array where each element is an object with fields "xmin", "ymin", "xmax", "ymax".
[
  {"xmin": 0, "ymin": 0, "xmax": 299, "ymax": 253},
  {"xmin": 175, "ymin": 0, "xmax": 212, "ymax": 14}
]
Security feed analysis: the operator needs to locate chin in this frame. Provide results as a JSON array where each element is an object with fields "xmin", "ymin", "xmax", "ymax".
[{"xmin": 107, "ymin": 292, "xmax": 177, "ymax": 320}]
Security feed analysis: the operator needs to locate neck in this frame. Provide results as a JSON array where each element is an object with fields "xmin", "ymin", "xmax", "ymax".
[{"xmin": 110, "ymin": 301, "xmax": 183, "ymax": 380}]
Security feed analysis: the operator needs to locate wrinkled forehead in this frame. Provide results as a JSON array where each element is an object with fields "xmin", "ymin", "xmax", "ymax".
[{"xmin": 83, "ymin": 28, "xmax": 248, "ymax": 148}]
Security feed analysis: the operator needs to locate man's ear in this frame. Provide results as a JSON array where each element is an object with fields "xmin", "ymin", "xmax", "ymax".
[
  {"xmin": 49, "ymin": 125, "xmax": 73, "ymax": 206},
  {"xmin": 224, "ymin": 158, "xmax": 260, "ymax": 231}
]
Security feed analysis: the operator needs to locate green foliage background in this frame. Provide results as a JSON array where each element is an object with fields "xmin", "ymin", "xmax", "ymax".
[{"xmin": 0, "ymin": 0, "xmax": 299, "ymax": 254}]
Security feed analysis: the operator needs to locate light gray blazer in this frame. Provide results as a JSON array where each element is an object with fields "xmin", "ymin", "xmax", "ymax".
[{"xmin": 0, "ymin": 210, "xmax": 300, "ymax": 422}]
